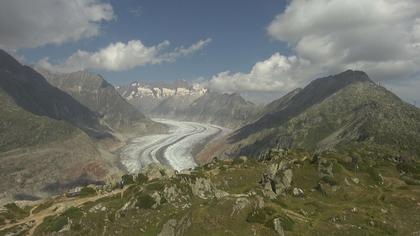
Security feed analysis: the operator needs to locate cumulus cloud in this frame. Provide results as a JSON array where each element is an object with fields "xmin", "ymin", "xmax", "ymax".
[
  {"xmin": 38, "ymin": 38, "xmax": 212, "ymax": 72},
  {"xmin": 208, "ymin": 0, "xmax": 420, "ymax": 93},
  {"xmin": 0, "ymin": 0, "xmax": 114, "ymax": 50},
  {"xmin": 206, "ymin": 53, "xmax": 318, "ymax": 93}
]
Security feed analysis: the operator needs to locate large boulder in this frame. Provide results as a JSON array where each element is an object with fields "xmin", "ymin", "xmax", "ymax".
[{"xmin": 261, "ymin": 161, "xmax": 293, "ymax": 198}]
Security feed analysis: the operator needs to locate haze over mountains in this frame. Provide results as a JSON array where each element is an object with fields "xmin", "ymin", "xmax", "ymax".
[{"xmin": 117, "ymin": 81, "xmax": 261, "ymax": 128}]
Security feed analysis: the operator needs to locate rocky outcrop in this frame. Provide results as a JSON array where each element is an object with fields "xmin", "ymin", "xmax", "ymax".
[
  {"xmin": 182, "ymin": 177, "xmax": 228, "ymax": 200},
  {"xmin": 139, "ymin": 163, "xmax": 176, "ymax": 181},
  {"xmin": 272, "ymin": 218, "xmax": 285, "ymax": 236},
  {"xmin": 261, "ymin": 161, "xmax": 293, "ymax": 198}
]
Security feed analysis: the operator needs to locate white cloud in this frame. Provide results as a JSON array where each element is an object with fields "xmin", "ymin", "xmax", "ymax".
[
  {"xmin": 0, "ymin": 0, "xmax": 114, "ymax": 50},
  {"xmin": 206, "ymin": 53, "xmax": 317, "ymax": 93},
  {"xmin": 38, "ymin": 38, "xmax": 212, "ymax": 72},
  {"xmin": 208, "ymin": 0, "xmax": 420, "ymax": 94}
]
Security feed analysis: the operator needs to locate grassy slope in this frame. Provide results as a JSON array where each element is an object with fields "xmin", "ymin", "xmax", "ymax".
[
  {"xmin": 222, "ymin": 81, "xmax": 420, "ymax": 158},
  {"xmin": 0, "ymin": 89, "xmax": 122, "ymax": 203},
  {"xmin": 0, "ymin": 88, "xmax": 79, "ymax": 152},
  {"xmin": 7, "ymin": 148, "xmax": 418, "ymax": 236}
]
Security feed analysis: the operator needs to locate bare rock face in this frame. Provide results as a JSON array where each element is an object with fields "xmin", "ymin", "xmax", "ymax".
[
  {"xmin": 318, "ymin": 158, "xmax": 334, "ymax": 178},
  {"xmin": 272, "ymin": 218, "xmax": 285, "ymax": 236},
  {"xmin": 261, "ymin": 161, "xmax": 293, "ymax": 198},
  {"xmin": 185, "ymin": 177, "xmax": 228, "ymax": 199}
]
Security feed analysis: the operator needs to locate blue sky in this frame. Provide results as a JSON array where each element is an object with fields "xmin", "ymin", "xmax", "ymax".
[
  {"xmin": 1, "ymin": 0, "xmax": 420, "ymax": 104},
  {"xmin": 20, "ymin": 0, "xmax": 286, "ymax": 85}
]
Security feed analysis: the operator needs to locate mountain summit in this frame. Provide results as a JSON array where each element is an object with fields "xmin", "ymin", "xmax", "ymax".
[
  {"xmin": 36, "ymin": 69, "xmax": 162, "ymax": 134},
  {"xmin": 204, "ymin": 70, "xmax": 420, "ymax": 159}
]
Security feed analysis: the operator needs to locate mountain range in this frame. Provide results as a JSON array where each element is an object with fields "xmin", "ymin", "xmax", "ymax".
[
  {"xmin": 36, "ymin": 69, "xmax": 163, "ymax": 135},
  {"xmin": 2, "ymin": 50, "xmax": 420, "ymax": 236},
  {"xmin": 117, "ymin": 81, "xmax": 260, "ymax": 128},
  {"xmin": 0, "ymin": 50, "xmax": 163, "ymax": 204},
  {"xmin": 198, "ymin": 70, "xmax": 420, "ymax": 163}
]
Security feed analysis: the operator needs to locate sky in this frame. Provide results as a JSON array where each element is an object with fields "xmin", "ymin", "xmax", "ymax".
[{"xmin": 0, "ymin": 0, "xmax": 420, "ymax": 105}]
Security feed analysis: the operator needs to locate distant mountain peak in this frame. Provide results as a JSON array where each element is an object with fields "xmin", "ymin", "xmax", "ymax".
[{"xmin": 223, "ymin": 70, "xmax": 420, "ymax": 157}]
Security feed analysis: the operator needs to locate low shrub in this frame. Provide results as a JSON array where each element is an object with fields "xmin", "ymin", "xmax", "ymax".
[
  {"xmin": 135, "ymin": 193, "xmax": 156, "ymax": 209},
  {"xmin": 122, "ymin": 174, "xmax": 135, "ymax": 185},
  {"xmin": 136, "ymin": 173, "xmax": 148, "ymax": 184},
  {"xmin": 79, "ymin": 187, "xmax": 96, "ymax": 197}
]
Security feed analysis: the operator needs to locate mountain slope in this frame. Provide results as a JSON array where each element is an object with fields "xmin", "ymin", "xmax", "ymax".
[
  {"xmin": 206, "ymin": 70, "xmax": 420, "ymax": 159},
  {"xmin": 0, "ymin": 50, "xmax": 110, "ymax": 139},
  {"xmin": 118, "ymin": 80, "xmax": 260, "ymax": 128},
  {"xmin": 36, "ymin": 69, "xmax": 162, "ymax": 134},
  {"xmin": 169, "ymin": 91, "xmax": 260, "ymax": 128},
  {"xmin": 0, "ymin": 87, "xmax": 78, "ymax": 152},
  {"xmin": 0, "ymin": 50, "xmax": 121, "ymax": 203}
]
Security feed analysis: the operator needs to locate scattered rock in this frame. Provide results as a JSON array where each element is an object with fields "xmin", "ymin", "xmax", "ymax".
[
  {"xmin": 163, "ymin": 186, "xmax": 181, "ymax": 203},
  {"xmin": 292, "ymin": 187, "xmax": 304, "ymax": 197},
  {"xmin": 318, "ymin": 158, "xmax": 334, "ymax": 178},
  {"xmin": 231, "ymin": 197, "xmax": 250, "ymax": 216},
  {"xmin": 351, "ymin": 178, "xmax": 360, "ymax": 184},
  {"xmin": 89, "ymin": 203, "xmax": 107, "ymax": 213},
  {"xmin": 151, "ymin": 191, "xmax": 162, "ymax": 209},
  {"xmin": 239, "ymin": 156, "xmax": 248, "ymax": 163},
  {"xmin": 344, "ymin": 177, "xmax": 351, "ymax": 186},
  {"xmin": 299, "ymin": 209, "xmax": 308, "ymax": 216},
  {"xmin": 255, "ymin": 196, "xmax": 265, "ymax": 209},
  {"xmin": 272, "ymin": 218, "xmax": 285, "ymax": 236}
]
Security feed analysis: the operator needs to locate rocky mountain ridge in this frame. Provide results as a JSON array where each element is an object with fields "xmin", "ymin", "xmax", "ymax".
[
  {"xmin": 117, "ymin": 81, "xmax": 261, "ymax": 128},
  {"xmin": 116, "ymin": 81, "xmax": 207, "ymax": 114},
  {"xmin": 199, "ymin": 70, "xmax": 420, "ymax": 162},
  {"xmin": 36, "ymin": 69, "xmax": 164, "ymax": 135}
]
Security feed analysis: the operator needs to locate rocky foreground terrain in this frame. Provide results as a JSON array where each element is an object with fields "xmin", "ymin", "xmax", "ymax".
[{"xmin": 1, "ymin": 146, "xmax": 419, "ymax": 235}]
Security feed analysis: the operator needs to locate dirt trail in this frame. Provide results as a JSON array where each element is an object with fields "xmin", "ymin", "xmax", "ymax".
[{"xmin": 0, "ymin": 188, "xmax": 124, "ymax": 236}]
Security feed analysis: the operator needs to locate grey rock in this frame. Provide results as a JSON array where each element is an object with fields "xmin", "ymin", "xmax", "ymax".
[
  {"xmin": 272, "ymin": 218, "xmax": 285, "ymax": 236},
  {"xmin": 231, "ymin": 197, "xmax": 250, "ymax": 216},
  {"xmin": 140, "ymin": 163, "xmax": 176, "ymax": 181},
  {"xmin": 292, "ymin": 187, "xmax": 304, "ymax": 197},
  {"xmin": 261, "ymin": 161, "xmax": 293, "ymax": 198}
]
